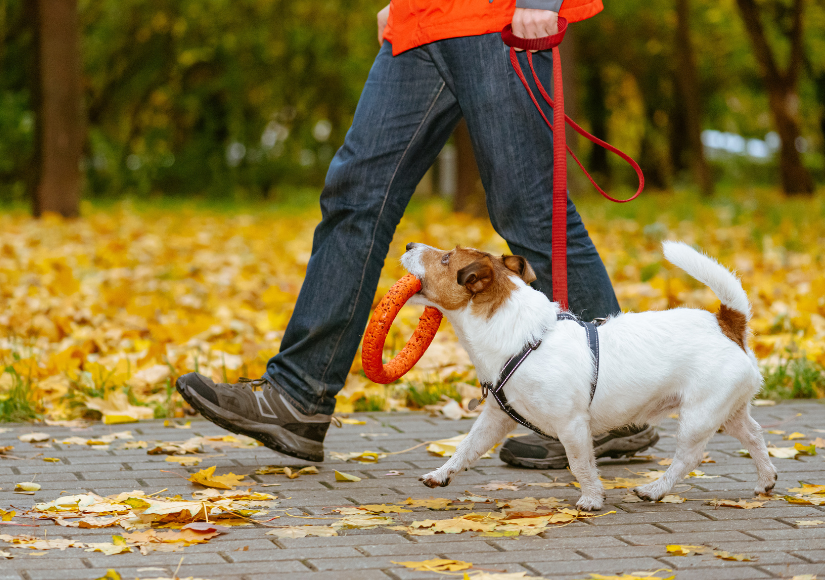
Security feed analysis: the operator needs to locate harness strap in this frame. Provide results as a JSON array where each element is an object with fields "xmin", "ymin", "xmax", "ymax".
[{"xmin": 475, "ymin": 312, "xmax": 601, "ymax": 438}]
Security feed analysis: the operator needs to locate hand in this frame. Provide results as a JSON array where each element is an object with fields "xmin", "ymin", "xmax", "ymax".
[
  {"xmin": 511, "ymin": 8, "xmax": 559, "ymax": 51},
  {"xmin": 377, "ymin": 4, "xmax": 390, "ymax": 46}
]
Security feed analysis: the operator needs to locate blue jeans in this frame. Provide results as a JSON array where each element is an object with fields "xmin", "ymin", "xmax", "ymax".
[{"xmin": 266, "ymin": 34, "xmax": 620, "ymax": 415}]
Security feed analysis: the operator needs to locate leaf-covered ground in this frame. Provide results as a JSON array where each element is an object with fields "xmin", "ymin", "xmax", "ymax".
[{"xmin": 1, "ymin": 188, "xmax": 823, "ymax": 422}]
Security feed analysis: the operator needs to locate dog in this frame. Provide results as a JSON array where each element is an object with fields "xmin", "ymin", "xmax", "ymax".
[{"xmin": 401, "ymin": 241, "xmax": 777, "ymax": 511}]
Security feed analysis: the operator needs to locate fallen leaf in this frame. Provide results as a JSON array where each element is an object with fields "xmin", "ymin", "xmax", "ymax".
[
  {"xmin": 785, "ymin": 432, "xmax": 806, "ymax": 440},
  {"xmin": 15, "ymin": 482, "xmax": 41, "ymax": 492},
  {"xmin": 337, "ymin": 418, "xmax": 366, "ymax": 425},
  {"xmin": 384, "ymin": 470, "xmax": 404, "ymax": 476},
  {"xmin": 94, "ymin": 570, "xmax": 121, "ymax": 580},
  {"xmin": 621, "ymin": 493, "xmax": 643, "ymax": 503},
  {"xmin": 427, "ymin": 434, "xmax": 496, "ymax": 458},
  {"xmin": 766, "ymin": 446, "xmax": 801, "ymax": 459},
  {"xmin": 714, "ymin": 550, "xmax": 755, "ymax": 561},
  {"xmin": 329, "ymin": 450, "xmax": 385, "ymax": 463},
  {"xmin": 794, "ymin": 442, "xmax": 817, "ymax": 456},
  {"xmin": 334, "ymin": 470, "xmax": 361, "ymax": 482},
  {"xmin": 357, "ymin": 504, "xmax": 412, "ymax": 514},
  {"xmin": 787, "ymin": 484, "xmax": 825, "ymax": 494},
  {"xmin": 391, "ymin": 558, "xmax": 473, "ymax": 572},
  {"xmin": 475, "ymin": 481, "xmax": 520, "ymax": 491},
  {"xmin": 706, "ymin": 499, "xmax": 764, "ymax": 509},
  {"xmin": 811, "ymin": 437, "xmax": 825, "ymax": 448},
  {"xmin": 85, "ymin": 392, "xmax": 154, "ymax": 424},
  {"xmin": 165, "ymin": 456, "xmax": 202, "ymax": 466},
  {"xmin": 524, "ymin": 481, "xmax": 574, "ymax": 488},
  {"xmin": 18, "ymin": 433, "xmax": 50, "ymax": 443},
  {"xmin": 265, "ymin": 525, "xmax": 337, "ymax": 538},
  {"xmin": 666, "ymin": 544, "xmax": 708, "ymax": 556},
  {"xmin": 687, "ymin": 470, "xmax": 719, "ymax": 479},
  {"xmin": 752, "ymin": 400, "xmax": 775, "ymax": 406},
  {"xmin": 121, "ymin": 441, "xmax": 148, "ymax": 450},
  {"xmin": 0, "ymin": 510, "xmax": 14, "ymax": 521},
  {"xmin": 659, "ymin": 495, "xmax": 685, "ymax": 503},
  {"xmin": 43, "ymin": 458, "xmax": 60, "ymax": 463},
  {"xmin": 767, "ymin": 430, "xmax": 786, "ymax": 435},
  {"xmin": 795, "ymin": 520, "xmax": 824, "ymax": 526},
  {"xmin": 188, "ymin": 465, "xmax": 246, "ymax": 489}
]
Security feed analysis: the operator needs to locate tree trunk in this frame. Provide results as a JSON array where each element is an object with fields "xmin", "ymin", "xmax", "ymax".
[
  {"xmin": 452, "ymin": 119, "xmax": 488, "ymax": 218},
  {"xmin": 735, "ymin": 0, "xmax": 813, "ymax": 195},
  {"xmin": 559, "ymin": 27, "xmax": 584, "ymax": 194},
  {"xmin": 32, "ymin": 0, "xmax": 83, "ymax": 217},
  {"xmin": 674, "ymin": 0, "xmax": 713, "ymax": 195},
  {"xmin": 583, "ymin": 66, "xmax": 610, "ymax": 182}
]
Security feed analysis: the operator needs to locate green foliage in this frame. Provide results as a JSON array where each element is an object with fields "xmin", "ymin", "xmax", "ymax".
[
  {"xmin": 762, "ymin": 350, "xmax": 825, "ymax": 400},
  {"xmin": 0, "ymin": 367, "xmax": 39, "ymax": 422},
  {"xmin": 405, "ymin": 381, "xmax": 462, "ymax": 409},
  {"xmin": 353, "ymin": 394, "xmax": 386, "ymax": 412}
]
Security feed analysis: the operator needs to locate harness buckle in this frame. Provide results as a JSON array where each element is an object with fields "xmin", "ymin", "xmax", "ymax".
[{"xmin": 468, "ymin": 382, "xmax": 491, "ymax": 411}]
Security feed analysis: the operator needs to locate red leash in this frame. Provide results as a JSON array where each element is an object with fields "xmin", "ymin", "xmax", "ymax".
[{"xmin": 501, "ymin": 19, "xmax": 644, "ymax": 310}]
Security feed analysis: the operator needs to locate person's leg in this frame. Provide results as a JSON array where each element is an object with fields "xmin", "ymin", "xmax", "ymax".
[
  {"xmin": 267, "ymin": 43, "xmax": 462, "ymax": 416},
  {"xmin": 178, "ymin": 42, "xmax": 463, "ymax": 461},
  {"xmin": 430, "ymin": 35, "xmax": 618, "ymax": 320},
  {"xmin": 429, "ymin": 34, "xmax": 657, "ymax": 467}
]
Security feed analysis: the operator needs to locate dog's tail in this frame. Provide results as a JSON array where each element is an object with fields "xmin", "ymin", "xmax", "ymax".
[{"xmin": 663, "ymin": 241, "xmax": 751, "ymax": 348}]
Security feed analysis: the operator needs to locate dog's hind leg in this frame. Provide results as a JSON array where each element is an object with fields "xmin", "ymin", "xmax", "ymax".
[
  {"xmin": 723, "ymin": 404, "xmax": 777, "ymax": 494},
  {"xmin": 420, "ymin": 405, "xmax": 516, "ymax": 488},
  {"xmin": 557, "ymin": 415, "xmax": 605, "ymax": 511},
  {"xmin": 634, "ymin": 407, "xmax": 718, "ymax": 502}
]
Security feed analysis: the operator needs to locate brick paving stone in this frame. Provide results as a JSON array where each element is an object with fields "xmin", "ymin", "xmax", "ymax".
[{"xmin": 1, "ymin": 402, "xmax": 824, "ymax": 580}]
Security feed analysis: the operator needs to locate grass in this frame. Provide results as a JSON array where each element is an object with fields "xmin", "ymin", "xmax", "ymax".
[
  {"xmin": 0, "ymin": 367, "xmax": 40, "ymax": 423},
  {"xmin": 761, "ymin": 352, "xmax": 825, "ymax": 400}
]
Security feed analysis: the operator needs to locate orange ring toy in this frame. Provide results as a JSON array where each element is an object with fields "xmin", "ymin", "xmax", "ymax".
[{"xmin": 362, "ymin": 273, "xmax": 443, "ymax": 384}]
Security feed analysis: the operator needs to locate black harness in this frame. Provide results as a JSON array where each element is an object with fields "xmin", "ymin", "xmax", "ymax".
[{"xmin": 469, "ymin": 312, "xmax": 602, "ymax": 438}]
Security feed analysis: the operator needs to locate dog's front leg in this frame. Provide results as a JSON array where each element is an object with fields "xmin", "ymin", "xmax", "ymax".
[
  {"xmin": 421, "ymin": 405, "xmax": 515, "ymax": 488},
  {"xmin": 557, "ymin": 415, "xmax": 605, "ymax": 511}
]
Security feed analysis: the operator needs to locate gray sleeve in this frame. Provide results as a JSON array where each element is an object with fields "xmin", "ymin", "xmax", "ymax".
[{"xmin": 515, "ymin": 0, "xmax": 563, "ymax": 11}]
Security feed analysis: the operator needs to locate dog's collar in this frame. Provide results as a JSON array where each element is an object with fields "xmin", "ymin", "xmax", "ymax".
[{"xmin": 469, "ymin": 312, "xmax": 601, "ymax": 438}]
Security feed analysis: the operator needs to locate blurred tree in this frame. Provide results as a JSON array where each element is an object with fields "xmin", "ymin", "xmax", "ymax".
[
  {"xmin": 674, "ymin": 0, "xmax": 713, "ymax": 195},
  {"xmin": 30, "ymin": 0, "xmax": 83, "ymax": 217},
  {"xmin": 453, "ymin": 120, "xmax": 487, "ymax": 218},
  {"xmin": 735, "ymin": 0, "xmax": 814, "ymax": 194}
]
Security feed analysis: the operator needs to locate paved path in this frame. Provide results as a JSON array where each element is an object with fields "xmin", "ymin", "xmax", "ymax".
[{"xmin": 1, "ymin": 401, "xmax": 824, "ymax": 580}]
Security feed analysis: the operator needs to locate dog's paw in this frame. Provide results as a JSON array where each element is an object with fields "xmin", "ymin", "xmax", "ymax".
[
  {"xmin": 632, "ymin": 484, "xmax": 664, "ymax": 502},
  {"xmin": 419, "ymin": 471, "xmax": 451, "ymax": 489},
  {"xmin": 576, "ymin": 494, "xmax": 604, "ymax": 512},
  {"xmin": 755, "ymin": 471, "xmax": 778, "ymax": 495}
]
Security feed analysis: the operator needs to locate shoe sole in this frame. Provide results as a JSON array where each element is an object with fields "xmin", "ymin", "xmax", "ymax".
[
  {"xmin": 500, "ymin": 426, "xmax": 660, "ymax": 470},
  {"xmin": 176, "ymin": 379, "xmax": 324, "ymax": 463}
]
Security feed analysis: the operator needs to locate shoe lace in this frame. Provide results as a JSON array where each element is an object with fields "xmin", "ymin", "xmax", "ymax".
[{"xmin": 237, "ymin": 377, "xmax": 269, "ymax": 390}]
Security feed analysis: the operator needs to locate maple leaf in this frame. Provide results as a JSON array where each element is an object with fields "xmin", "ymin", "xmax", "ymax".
[
  {"xmin": 165, "ymin": 456, "xmax": 202, "ymax": 466},
  {"xmin": 188, "ymin": 465, "xmax": 246, "ymax": 489},
  {"xmin": 811, "ymin": 437, "xmax": 825, "ymax": 448},
  {"xmin": 476, "ymin": 481, "xmax": 521, "ymax": 491},
  {"xmin": 787, "ymin": 483, "xmax": 825, "ymax": 494},
  {"xmin": 403, "ymin": 497, "xmax": 456, "ymax": 510},
  {"xmin": 391, "ymin": 558, "xmax": 473, "ymax": 572}
]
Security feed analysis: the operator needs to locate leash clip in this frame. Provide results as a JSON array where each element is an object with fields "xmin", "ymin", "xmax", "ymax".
[{"xmin": 468, "ymin": 382, "xmax": 491, "ymax": 411}]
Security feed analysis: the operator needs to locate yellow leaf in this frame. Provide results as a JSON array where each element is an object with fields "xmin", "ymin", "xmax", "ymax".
[
  {"xmin": 15, "ymin": 482, "xmax": 41, "ymax": 492},
  {"xmin": 338, "ymin": 418, "xmax": 366, "ymax": 425},
  {"xmin": 358, "ymin": 504, "xmax": 412, "ymax": 514},
  {"xmin": 811, "ymin": 437, "xmax": 825, "ymax": 449},
  {"xmin": 795, "ymin": 520, "xmax": 824, "ymax": 526},
  {"xmin": 666, "ymin": 544, "xmax": 708, "ymax": 556},
  {"xmin": 785, "ymin": 432, "xmax": 806, "ymax": 440},
  {"xmin": 706, "ymin": 499, "xmax": 764, "ymax": 509},
  {"xmin": 334, "ymin": 470, "xmax": 361, "ymax": 482},
  {"xmin": 165, "ymin": 455, "xmax": 202, "ymax": 466},
  {"xmin": 43, "ymin": 458, "xmax": 60, "ymax": 463},
  {"xmin": 392, "ymin": 558, "xmax": 473, "ymax": 572},
  {"xmin": 188, "ymin": 465, "xmax": 246, "ymax": 489},
  {"xmin": 787, "ymin": 484, "xmax": 825, "ymax": 494},
  {"xmin": 18, "ymin": 433, "xmax": 50, "ymax": 443},
  {"xmin": 94, "ymin": 570, "xmax": 122, "ymax": 580},
  {"xmin": 659, "ymin": 495, "xmax": 685, "ymax": 503},
  {"xmin": 265, "ymin": 526, "xmax": 338, "ymax": 538},
  {"xmin": 329, "ymin": 450, "xmax": 385, "ymax": 463},
  {"xmin": 0, "ymin": 510, "xmax": 14, "ymax": 521},
  {"xmin": 426, "ymin": 434, "xmax": 496, "ymax": 458},
  {"xmin": 794, "ymin": 442, "xmax": 817, "ymax": 456},
  {"xmin": 713, "ymin": 550, "xmax": 755, "ymax": 561}
]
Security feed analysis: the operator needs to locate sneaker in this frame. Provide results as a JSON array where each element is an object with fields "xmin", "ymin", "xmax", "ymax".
[
  {"xmin": 176, "ymin": 373, "xmax": 330, "ymax": 462},
  {"xmin": 499, "ymin": 424, "xmax": 659, "ymax": 469}
]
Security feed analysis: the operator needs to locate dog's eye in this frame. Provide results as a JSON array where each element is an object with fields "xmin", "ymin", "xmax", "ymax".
[{"xmin": 441, "ymin": 254, "xmax": 450, "ymax": 265}]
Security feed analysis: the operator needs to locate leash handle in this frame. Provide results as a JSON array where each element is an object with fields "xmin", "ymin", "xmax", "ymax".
[
  {"xmin": 501, "ymin": 18, "xmax": 568, "ymax": 51},
  {"xmin": 501, "ymin": 19, "xmax": 645, "ymax": 309}
]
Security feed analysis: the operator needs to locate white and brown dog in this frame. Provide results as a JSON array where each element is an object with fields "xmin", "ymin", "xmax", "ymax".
[{"xmin": 401, "ymin": 241, "xmax": 777, "ymax": 511}]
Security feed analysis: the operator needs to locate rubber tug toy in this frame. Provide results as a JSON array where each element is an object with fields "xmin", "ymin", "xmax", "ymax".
[{"xmin": 361, "ymin": 273, "xmax": 442, "ymax": 384}]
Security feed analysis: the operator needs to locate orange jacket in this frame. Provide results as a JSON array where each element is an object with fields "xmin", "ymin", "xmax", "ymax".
[{"xmin": 384, "ymin": 0, "xmax": 603, "ymax": 55}]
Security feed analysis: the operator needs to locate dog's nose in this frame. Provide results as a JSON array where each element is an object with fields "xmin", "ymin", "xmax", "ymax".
[{"xmin": 406, "ymin": 242, "xmax": 417, "ymax": 252}]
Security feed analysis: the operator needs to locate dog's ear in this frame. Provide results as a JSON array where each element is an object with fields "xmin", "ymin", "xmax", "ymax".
[
  {"xmin": 457, "ymin": 258, "xmax": 494, "ymax": 294},
  {"xmin": 503, "ymin": 255, "xmax": 537, "ymax": 284}
]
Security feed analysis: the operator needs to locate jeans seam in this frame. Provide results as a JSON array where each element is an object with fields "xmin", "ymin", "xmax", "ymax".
[{"xmin": 318, "ymin": 80, "xmax": 448, "ymax": 393}]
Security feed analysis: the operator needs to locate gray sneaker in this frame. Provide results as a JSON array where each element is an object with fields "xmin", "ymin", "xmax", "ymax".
[
  {"xmin": 499, "ymin": 424, "xmax": 659, "ymax": 469},
  {"xmin": 176, "ymin": 373, "xmax": 330, "ymax": 462}
]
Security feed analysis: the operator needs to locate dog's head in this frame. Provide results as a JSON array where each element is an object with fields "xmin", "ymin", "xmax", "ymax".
[{"xmin": 401, "ymin": 243, "xmax": 536, "ymax": 317}]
